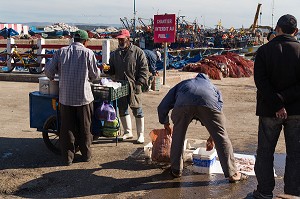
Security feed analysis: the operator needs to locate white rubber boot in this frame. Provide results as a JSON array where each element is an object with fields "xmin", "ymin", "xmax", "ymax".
[
  {"xmin": 136, "ymin": 117, "xmax": 144, "ymax": 144},
  {"xmin": 120, "ymin": 115, "xmax": 133, "ymax": 140}
]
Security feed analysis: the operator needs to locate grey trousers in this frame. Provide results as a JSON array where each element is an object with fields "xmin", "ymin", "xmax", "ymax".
[
  {"xmin": 170, "ymin": 106, "xmax": 237, "ymax": 177},
  {"xmin": 60, "ymin": 103, "xmax": 93, "ymax": 163}
]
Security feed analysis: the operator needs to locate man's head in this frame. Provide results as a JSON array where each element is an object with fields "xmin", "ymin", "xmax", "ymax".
[
  {"xmin": 116, "ymin": 29, "xmax": 131, "ymax": 49},
  {"xmin": 267, "ymin": 31, "xmax": 276, "ymax": 41},
  {"xmin": 275, "ymin": 14, "xmax": 298, "ymax": 35},
  {"xmin": 74, "ymin": 30, "xmax": 89, "ymax": 46}
]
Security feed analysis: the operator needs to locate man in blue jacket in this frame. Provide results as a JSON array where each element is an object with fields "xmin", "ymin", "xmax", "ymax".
[
  {"xmin": 253, "ymin": 14, "xmax": 300, "ymax": 199},
  {"xmin": 143, "ymin": 49, "xmax": 160, "ymax": 91},
  {"xmin": 143, "ymin": 49, "xmax": 160, "ymax": 76},
  {"xmin": 157, "ymin": 73, "xmax": 248, "ymax": 183}
]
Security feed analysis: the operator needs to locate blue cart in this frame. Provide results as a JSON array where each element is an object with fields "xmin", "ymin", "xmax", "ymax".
[{"xmin": 29, "ymin": 81, "xmax": 129, "ymax": 154}]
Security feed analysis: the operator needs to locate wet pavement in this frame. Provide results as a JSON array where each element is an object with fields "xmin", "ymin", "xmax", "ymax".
[{"xmin": 128, "ymin": 152, "xmax": 286, "ymax": 199}]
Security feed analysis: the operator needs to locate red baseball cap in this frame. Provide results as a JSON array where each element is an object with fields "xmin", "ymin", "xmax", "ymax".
[{"xmin": 116, "ymin": 29, "xmax": 130, "ymax": 38}]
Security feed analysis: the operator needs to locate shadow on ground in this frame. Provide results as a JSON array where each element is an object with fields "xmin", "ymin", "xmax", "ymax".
[{"xmin": 0, "ymin": 137, "xmax": 62, "ymax": 170}]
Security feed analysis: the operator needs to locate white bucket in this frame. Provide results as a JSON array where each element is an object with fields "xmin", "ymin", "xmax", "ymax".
[{"xmin": 38, "ymin": 76, "xmax": 59, "ymax": 95}]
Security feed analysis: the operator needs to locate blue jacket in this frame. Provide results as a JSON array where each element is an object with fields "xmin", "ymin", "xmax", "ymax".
[
  {"xmin": 143, "ymin": 49, "xmax": 157, "ymax": 75},
  {"xmin": 157, "ymin": 73, "xmax": 223, "ymax": 124}
]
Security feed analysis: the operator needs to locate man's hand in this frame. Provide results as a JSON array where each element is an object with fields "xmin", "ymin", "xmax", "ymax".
[
  {"xmin": 101, "ymin": 63, "xmax": 110, "ymax": 72},
  {"xmin": 206, "ymin": 136, "xmax": 215, "ymax": 151},
  {"xmin": 276, "ymin": 107, "xmax": 287, "ymax": 119},
  {"xmin": 164, "ymin": 123, "xmax": 172, "ymax": 134},
  {"xmin": 135, "ymin": 84, "xmax": 142, "ymax": 94}
]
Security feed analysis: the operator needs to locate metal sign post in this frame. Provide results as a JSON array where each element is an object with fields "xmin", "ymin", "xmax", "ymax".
[
  {"xmin": 153, "ymin": 14, "xmax": 176, "ymax": 85},
  {"xmin": 163, "ymin": 42, "xmax": 167, "ymax": 85}
]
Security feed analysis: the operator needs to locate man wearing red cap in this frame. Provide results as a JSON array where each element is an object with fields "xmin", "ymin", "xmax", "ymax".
[
  {"xmin": 253, "ymin": 14, "xmax": 300, "ymax": 198},
  {"xmin": 108, "ymin": 29, "xmax": 149, "ymax": 144}
]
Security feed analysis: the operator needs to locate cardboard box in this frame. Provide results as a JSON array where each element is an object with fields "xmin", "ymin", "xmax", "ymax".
[
  {"xmin": 192, "ymin": 147, "xmax": 217, "ymax": 174},
  {"xmin": 151, "ymin": 76, "xmax": 161, "ymax": 91}
]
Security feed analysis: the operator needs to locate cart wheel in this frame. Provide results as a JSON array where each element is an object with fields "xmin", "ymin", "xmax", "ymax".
[
  {"xmin": 43, "ymin": 115, "xmax": 80, "ymax": 155},
  {"xmin": 43, "ymin": 115, "xmax": 61, "ymax": 155}
]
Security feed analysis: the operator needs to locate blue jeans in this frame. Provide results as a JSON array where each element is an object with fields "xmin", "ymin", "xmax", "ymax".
[
  {"xmin": 118, "ymin": 97, "xmax": 144, "ymax": 118},
  {"xmin": 255, "ymin": 116, "xmax": 300, "ymax": 197},
  {"xmin": 119, "ymin": 106, "xmax": 143, "ymax": 118}
]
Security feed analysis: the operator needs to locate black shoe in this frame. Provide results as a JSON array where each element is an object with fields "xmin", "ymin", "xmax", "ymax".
[
  {"xmin": 63, "ymin": 161, "xmax": 72, "ymax": 166},
  {"xmin": 170, "ymin": 169, "xmax": 182, "ymax": 178},
  {"xmin": 253, "ymin": 190, "xmax": 273, "ymax": 199},
  {"xmin": 93, "ymin": 135, "xmax": 100, "ymax": 141},
  {"xmin": 81, "ymin": 157, "xmax": 91, "ymax": 162}
]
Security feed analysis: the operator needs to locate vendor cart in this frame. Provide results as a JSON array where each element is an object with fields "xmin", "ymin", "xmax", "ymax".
[{"xmin": 29, "ymin": 80, "xmax": 129, "ymax": 155}]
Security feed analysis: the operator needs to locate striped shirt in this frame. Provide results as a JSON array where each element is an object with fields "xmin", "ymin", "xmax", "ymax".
[{"xmin": 45, "ymin": 42, "xmax": 101, "ymax": 106}]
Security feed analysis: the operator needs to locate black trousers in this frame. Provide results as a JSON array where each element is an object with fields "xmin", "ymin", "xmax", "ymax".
[
  {"xmin": 255, "ymin": 116, "xmax": 300, "ymax": 197},
  {"xmin": 60, "ymin": 103, "xmax": 93, "ymax": 163}
]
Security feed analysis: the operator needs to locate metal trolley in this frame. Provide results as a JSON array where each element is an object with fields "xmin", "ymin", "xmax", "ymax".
[{"xmin": 29, "ymin": 81, "xmax": 129, "ymax": 155}]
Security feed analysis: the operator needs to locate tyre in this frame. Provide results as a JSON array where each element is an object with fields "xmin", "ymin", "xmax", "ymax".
[
  {"xmin": 29, "ymin": 65, "xmax": 44, "ymax": 74},
  {"xmin": 42, "ymin": 115, "xmax": 61, "ymax": 155},
  {"xmin": 28, "ymin": 57, "xmax": 44, "ymax": 74},
  {"xmin": 0, "ymin": 53, "xmax": 7, "ymax": 65},
  {"xmin": 42, "ymin": 115, "xmax": 80, "ymax": 155},
  {"xmin": 0, "ymin": 56, "xmax": 15, "ymax": 73}
]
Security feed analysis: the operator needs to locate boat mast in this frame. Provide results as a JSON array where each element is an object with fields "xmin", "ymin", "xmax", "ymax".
[
  {"xmin": 271, "ymin": 0, "xmax": 275, "ymax": 29},
  {"xmin": 133, "ymin": 0, "xmax": 136, "ymax": 42}
]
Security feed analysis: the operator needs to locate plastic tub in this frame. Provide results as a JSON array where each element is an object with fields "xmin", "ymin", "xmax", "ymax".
[
  {"xmin": 183, "ymin": 139, "xmax": 206, "ymax": 162},
  {"xmin": 192, "ymin": 147, "xmax": 217, "ymax": 174}
]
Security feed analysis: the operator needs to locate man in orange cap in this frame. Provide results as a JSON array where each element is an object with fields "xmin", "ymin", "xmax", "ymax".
[{"xmin": 108, "ymin": 29, "xmax": 149, "ymax": 144}]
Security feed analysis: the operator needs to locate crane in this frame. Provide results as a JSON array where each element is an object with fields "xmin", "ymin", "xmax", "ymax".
[
  {"xmin": 249, "ymin": 3, "xmax": 262, "ymax": 33},
  {"xmin": 120, "ymin": 17, "xmax": 131, "ymax": 30}
]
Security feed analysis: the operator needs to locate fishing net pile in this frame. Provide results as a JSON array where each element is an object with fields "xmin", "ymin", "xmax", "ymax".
[{"xmin": 182, "ymin": 52, "xmax": 254, "ymax": 80}]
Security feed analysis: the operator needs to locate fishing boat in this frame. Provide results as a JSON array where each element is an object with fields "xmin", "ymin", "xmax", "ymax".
[
  {"xmin": 241, "ymin": 45, "xmax": 260, "ymax": 53},
  {"xmin": 43, "ymin": 30, "xmax": 64, "ymax": 38},
  {"xmin": 0, "ymin": 27, "xmax": 19, "ymax": 38}
]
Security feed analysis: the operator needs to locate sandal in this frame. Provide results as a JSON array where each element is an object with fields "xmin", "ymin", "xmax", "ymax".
[
  {"xmin": 170, "ymin": 169, "xmax": 182, "ymax": 178},
  {"xmin": 229, "ymin": 172, "xmax": 249, "ymax": 183}
]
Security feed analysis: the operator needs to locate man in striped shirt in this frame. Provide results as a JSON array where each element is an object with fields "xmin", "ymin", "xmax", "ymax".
[{"xmin": 45, "ymin": 30, "xmax": 101, "ymax": 166}]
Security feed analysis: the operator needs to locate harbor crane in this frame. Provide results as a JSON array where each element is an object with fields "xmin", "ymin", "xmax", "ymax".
[{"xmin": 249, "ymin": 3, "xmax": 262, "ymax": 33}]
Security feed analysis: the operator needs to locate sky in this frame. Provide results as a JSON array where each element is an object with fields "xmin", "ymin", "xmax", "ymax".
[{"xmin": 0, "ymin": 0, "xmax": 299, "ymax": 29}]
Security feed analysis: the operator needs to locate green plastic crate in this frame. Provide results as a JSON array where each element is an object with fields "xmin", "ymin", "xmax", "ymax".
[{"xmin": 91, "ymin": 80, "xmax": 129, "ymax": 101}]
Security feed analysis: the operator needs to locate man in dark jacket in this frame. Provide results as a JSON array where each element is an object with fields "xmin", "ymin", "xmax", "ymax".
[
  {"xmin": 253, "ymin": 14, "xmax": 300, "ymax": 199},
  {"xmin": 109, "ymin": 29, "xmax": 149, "ymax": 144}
]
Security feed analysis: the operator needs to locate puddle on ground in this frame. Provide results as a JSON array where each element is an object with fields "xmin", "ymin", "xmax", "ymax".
[{"xmin": 138, "ymin": 153, "xmax": 287, "ymax": 199}]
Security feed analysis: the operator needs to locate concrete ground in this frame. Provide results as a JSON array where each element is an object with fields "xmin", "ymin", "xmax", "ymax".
[{"xmin": 0, "ymin": 70, "xmax": 288, "ymax": 199}]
